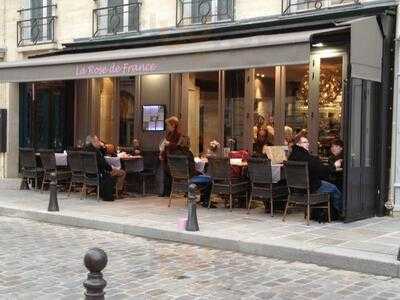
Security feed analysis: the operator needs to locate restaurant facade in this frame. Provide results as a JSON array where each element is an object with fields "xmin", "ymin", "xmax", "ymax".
[{"xmin": 0, "ymin": 0, "xmax": 398, "ymax": 222}]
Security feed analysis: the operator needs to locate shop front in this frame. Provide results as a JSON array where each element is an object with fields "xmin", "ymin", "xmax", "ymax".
[{"xmin": 0, "ymin": 13, "xmax": 395, "ymax": 222}]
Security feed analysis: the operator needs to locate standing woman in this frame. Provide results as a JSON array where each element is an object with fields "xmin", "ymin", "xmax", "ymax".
[{"xmin": 159, "ymin": 116, "xmax": 182, "ymax": 197}]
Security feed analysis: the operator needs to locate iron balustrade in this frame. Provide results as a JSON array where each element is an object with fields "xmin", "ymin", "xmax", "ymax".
[
  {"xmin": 176, "ymin": 0, "xmax": 234, "ymax": 27},
  {"xmin": 17, "ymin": 4, "xmax": 56, "ymax": 47},
  {"xmin": 282, "ymin": 0, "xmax": 361, "ymax": 15},
  {"xmin": 93, "ymin": 1, "xmax": 141, "ymax": 37}
]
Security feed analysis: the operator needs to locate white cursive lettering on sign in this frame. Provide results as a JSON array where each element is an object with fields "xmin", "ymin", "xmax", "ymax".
[{"xmin": 75, "ymin": 62, "xmax": 159, "ymax": 76}]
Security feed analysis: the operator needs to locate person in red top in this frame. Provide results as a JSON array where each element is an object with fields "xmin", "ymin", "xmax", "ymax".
[{"xmin": 159, "ymin": 116, "xmax": 182, "ymax": 196}]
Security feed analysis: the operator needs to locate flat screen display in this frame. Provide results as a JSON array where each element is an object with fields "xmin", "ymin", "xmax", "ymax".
[{"xmin": 142, "ymin": 105, "xmax": 165, "ymax": 131}]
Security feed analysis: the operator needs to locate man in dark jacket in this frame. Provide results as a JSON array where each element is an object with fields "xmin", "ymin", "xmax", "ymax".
[
  {"xmin": 288, "ymin": 136, "xmax": 342, "ymax": 214},
  {"xmin": 172, "ymin": 136, "xmax": 214, "ymax": 208}
]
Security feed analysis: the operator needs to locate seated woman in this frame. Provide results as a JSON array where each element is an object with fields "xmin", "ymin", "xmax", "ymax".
[
  {"xmin": 172, "ymin": 136, "xmax": 214, "ymax": 208},
  {"xmin": 288, "ymin": 135, "xmax": 342, "ymax": 216},
  {"xmin": 253, "ymin": 127, "xmax": 273, "ymax": 155},
  {"xmin": 132, "ymin": 139, "xmax": 142, "ymax": 156}
]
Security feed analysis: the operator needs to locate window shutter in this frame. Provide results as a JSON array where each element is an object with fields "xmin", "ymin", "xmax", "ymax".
[
  {"xmin": 217, "ymin": 0, "xmax": 233, "ymax": 21},
  {"xmin": 30, "ymin": 0, "xmax": 43, "ymax": 41},
  {"xmin": 128, "ymin": 0, "xmax": 139, "ymax": 32},
  {"xmin": 191, "ymin": 0, "xmax": 199, "ymax": 24}
]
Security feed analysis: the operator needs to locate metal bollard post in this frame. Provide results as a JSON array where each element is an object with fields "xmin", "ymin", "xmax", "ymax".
[
  {"xmin": 20, "ymin": 178, "xmax": 30, "ymax": 190},
  {"xmin": 186, "ymin": 184, "xmax": 199, "ymax": 232},
  {"xmin": 83, "ymin": 248, "xmax": 108, "ymax": 300},
  {"xmin": 48, "ymin": 172, "xmax": 59, "ymax": 212}
]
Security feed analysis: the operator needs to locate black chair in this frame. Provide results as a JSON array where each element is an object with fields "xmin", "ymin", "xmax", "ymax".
[
  {"xmin": 283, "ymin": 161, "xmax": 331, "ymax": 225},
  {"xmin": 38, "ymin": 149, "xmax": 71, "ymax": 192},
  {"xmin": 247, "ymin": 157, "xmax": 287, "ymax": 217},
  {"xmin": 207, "ymin": 157, "xmax": 249, "ymax": 211},
  {"xmin": 123, "ymin": 157, "xmax": 144, "ymax": 194},
  {"xmin": 19, "ymin": 148, "xmax": 44, "ymax": 190},
  {"xmin": 167, "ymin": 155, "xmax": 190, "ymax": 207},
  {"xmin": 81, "ymin": 152, "xmax": 100, "ymax": 201},
  {"xmin": 67, "ymin": 151, "xmax": 85, "ymax": 198},
  {"xmin": 139, "ymin": 151, "xmax": 159, "ymax": 196}
]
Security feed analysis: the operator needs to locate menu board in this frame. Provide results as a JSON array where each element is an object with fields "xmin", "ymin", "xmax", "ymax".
[{"xmin": 142, "ymin": 105, "xmax": 165, "ymax": 131}]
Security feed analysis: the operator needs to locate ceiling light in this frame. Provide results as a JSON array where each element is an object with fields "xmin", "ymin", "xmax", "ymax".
[
  {"xmin": 261, "ymin": 74, "xmax": 265, "ymax": 78},
  {"xmin": 256, "ymin": 73, "xmax": 260, "ymax": 77}
]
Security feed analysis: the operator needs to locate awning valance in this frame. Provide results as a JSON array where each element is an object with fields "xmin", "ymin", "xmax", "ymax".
[{"xmin": 0, "ymin": 28, "xmax": 345, "ymax": 82}]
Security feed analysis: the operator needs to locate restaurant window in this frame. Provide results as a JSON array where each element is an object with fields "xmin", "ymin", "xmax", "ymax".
[
  {"xmin": 119, "ymin": 77, "xmax": 136, "ymax": 146},
  {"xmin": 93, "ymin": 0, "xmax": 140, "ymax": 37},
  {"xmin": 177, "ymin": 0, "xmax": 234, "ymax": 26},
  {"xmin": 187, "ymin": 72, "xmax": 219, "ymax": 156},
  {"xmin": 253, "ymin": 67, "xmax": 276, "ymax": 154},
  {"xmin": 285, "ymin": 64, "xmax": 309, "ymax": 140},
  {"xmin": 224, "ymin": 70, "xmax": 245, "ymax": 150},
  {"xmin": 18, "ymin": 0, "xmax": 56, "ymax": 46}
]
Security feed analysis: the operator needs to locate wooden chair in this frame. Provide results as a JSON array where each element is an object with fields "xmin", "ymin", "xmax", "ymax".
[
  {"xmin": 38, "ymin": 149, "xmax": 71, "ymax": 192},
  {"xmin": 167, "ymin": 155, "xmax": 190, "ymax": 207},
  {"xmin": 283, "ymin": 161, "xmax": 331, "ymax": 225},
  {"xmin": 207, "ymin": 157, "xmax": 249, "ymax": 211},
  {"xmin": 19, "ymin": 148, "xmax": 44, "ymax": 190},
  {"xmin": 247, "ymin": 157, "xmax": 287, "ymax": 217},
  {"xmin": 67, "ymin": 151, "xmax": 85, "ymax": 197}
]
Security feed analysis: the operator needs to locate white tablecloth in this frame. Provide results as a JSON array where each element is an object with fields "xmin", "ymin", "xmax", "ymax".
[
  {"xmin": 55, "ymin": 153, "xmax": 68, "ymax": 167},
  {"xmin": 271, "ymin": 164, "xmax": 282, "ymax": 183},
  {"xmin": 194, "ymin": 157, "xmax": 206, "ymax": 173},
  {"xmin": 104, "ymin": 156, "xmax": 121, "ymax": 170}
]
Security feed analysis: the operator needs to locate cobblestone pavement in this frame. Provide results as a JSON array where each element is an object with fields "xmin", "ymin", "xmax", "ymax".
[{"xmin": 1, "ymin": 217, "xmax": 400, "ymax": 300}]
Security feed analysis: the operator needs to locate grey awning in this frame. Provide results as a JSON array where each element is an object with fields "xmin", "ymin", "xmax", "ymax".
[
  {"xmin": 349, "ymin": 17, "xmax": 383, "ymax": 82},
  {"xmin": 0, "ymin": 28, "xmax": 345, "ymax": 82}
]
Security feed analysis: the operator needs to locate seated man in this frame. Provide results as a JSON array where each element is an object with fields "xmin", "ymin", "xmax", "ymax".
[
  {"xmin": 173, "ymin": 136, "xmax": 214, "ymax": 208},
  {"xmin": 85, "ymin": 135, "xmax": 126, "ymax": 199},
  {"xmin": 288, "ymin": 135, "xmax": 342, "ymax": 216},
  {"xmin": 328, "ymin": 139, "xmax": 344, "ymax": 191}
]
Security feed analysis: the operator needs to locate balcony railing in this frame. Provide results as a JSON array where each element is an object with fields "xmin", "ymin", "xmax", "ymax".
[
  {"xmin": 176, "ymin": 0, "xmax": 234, "ymax": 27},
  {"xmin": 282, "ymin": 0, "xmax": 361, "ymax": 15},
  {"xmin": 17, "ymin": 4, "xmax": 57, "ymax": 47},
  {"xmin": 93, "ymin": 1, "xmax": 141, "ymax": 37}
]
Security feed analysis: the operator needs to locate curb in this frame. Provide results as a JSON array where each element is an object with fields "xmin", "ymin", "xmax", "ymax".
[{"xmin": 0, "ymin": 205, "xmax": 398, "ymax": 278}]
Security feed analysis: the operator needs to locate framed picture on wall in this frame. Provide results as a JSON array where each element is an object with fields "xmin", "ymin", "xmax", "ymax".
[{"xmin": 142, "ymin": 105, "xmax": 166, "ymax": 131}]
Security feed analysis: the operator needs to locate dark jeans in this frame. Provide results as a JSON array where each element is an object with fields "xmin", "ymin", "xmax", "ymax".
[
  {"xmin": 318, "ymin": 180, "xmax": 342, "ymax": 212},
  {"xmin": 190, "ymin": 175, "xmax": 213, "ymax": 205}
]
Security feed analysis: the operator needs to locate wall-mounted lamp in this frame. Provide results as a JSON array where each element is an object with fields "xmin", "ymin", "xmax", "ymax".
[{"xmin": 312, "ymin": 42, "xmax": 325, "ymax": 48}]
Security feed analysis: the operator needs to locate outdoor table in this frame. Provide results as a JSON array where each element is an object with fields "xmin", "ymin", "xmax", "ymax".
[
  {"xmin": 194, "ymin": 157, "xmax": 207, "ymax": 173},
  {"xmin": 55, "ymin": 152, "xmax": 68, "ymax": 167},
  {"xmin": 231, "ymin": 159, "xmax": 282, "ymax": 183},
  {"xmin": 104, "ymin": 156, "xmax": 121, "ymax": 170}
]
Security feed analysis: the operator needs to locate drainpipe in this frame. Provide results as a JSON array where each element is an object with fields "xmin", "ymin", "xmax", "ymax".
[{"xmin": 390, "ymin": 5, "xmax": 400, "ymax": 213}]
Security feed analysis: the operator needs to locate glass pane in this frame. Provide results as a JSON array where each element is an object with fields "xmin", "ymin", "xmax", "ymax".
[
  {"xmin": 253, "ymin": 67, "xmax": 275, "ymax": 154},
  {"xmin": 318, "ymin": 57, "xmax": 343, "ymax": 158},
  {"xmin": 224, "ymin": 70, "xmax": 245, "ymax": 150},
  {"xmin": 119, "ymin": 77, "xmax": 135, "ymax": 146},
  {"xmin": 285, "ymin": 64, "xmax": 309, "ymax": 143},
  {"xmin": 350, "ymin": 79, "xmax": 362, "ymax": 168},
  {"xmin": 188, "ymin": 72, "xmax": 219, "ymax": 156},
  {"xmin": 108, "ymin": 0, "xmax": 123, "ymax": 33}
]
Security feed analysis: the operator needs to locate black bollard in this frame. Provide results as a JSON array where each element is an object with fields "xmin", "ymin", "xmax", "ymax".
[
  {"xmin": 48, "ymin": 172, "xmax": 59, "ymax": 212},
  {"xmin": 397, "ymin": 248, "xmax": 400, "ymax": 261},
  {"xmin": 20, "ymin": 178, "xmax": 30, "ymax": 190},
  {"xmin": 186, "ymin": 184, "xmax": 199, "ymax": 232},
  {"xmin": 83, "ymin": 248, "xmax": 108, "ymax": 300}
]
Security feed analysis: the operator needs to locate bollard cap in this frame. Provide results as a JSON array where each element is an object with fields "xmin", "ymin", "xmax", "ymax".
[{"xmin": 84, "ymin": 248, "xmax": 108, "ymax": 273}]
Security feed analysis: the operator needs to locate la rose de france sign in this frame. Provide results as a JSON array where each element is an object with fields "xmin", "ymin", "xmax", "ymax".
[{"xmin": 75, "ymin": 62, "xmax": 159, "ymax": 77}]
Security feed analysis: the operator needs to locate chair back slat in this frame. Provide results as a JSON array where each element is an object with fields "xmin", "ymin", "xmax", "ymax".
[
  {"xmin": 19, "ymin": 148, "xmax": 37, "ymax": 169},
  {"xmin": 67, "ymin": 151, "xmax": 84, "ymax": 173},
  {"xmin": 207, "ymin": 157, "xmax": 230, "ymax": 181},
  {"xmin": 38, "ymin": 149, "xmax": 56, "ymax": 172},
  {"xmin": 248, "ymin": 157, "xmax": 272, "ymax": 184},
  {"xmin": 124, "ymin": 158, "xmax": 144, "ymax": 173},
  {"xmin": 284, "ymin": 161, "xmax": 309, "ymax": 190},
  {"xmin": 142, "ymin": 151, "xmax": 159, "ymax": 171},
  {"xmin": 81, "ymin": 152, "xmax": 99, "ymax": 176},
  {"xmin": 167, "ymin": 155, "xmax": 190, "ymax": 181}
]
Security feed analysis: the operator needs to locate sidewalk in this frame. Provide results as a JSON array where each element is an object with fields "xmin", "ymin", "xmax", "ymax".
[{"xmin": 0, "ymin": 179, "xmax": 400, "ymax": 278}]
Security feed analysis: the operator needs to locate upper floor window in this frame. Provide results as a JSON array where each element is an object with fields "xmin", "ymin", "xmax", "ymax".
[
  {"xmin": 282, "ymin": 0, "xmax": 361, "ymax": 15},
  {"xmin": 17, "ymin": 0, "xmax": 56, "ymax": 47},
  {"xmin": 93, "ymin": 0, "xmax": 141, "ymax": 37},
  {"xmin": 176, "ymin": 0, "xmax": 234, "ymax": 27}
]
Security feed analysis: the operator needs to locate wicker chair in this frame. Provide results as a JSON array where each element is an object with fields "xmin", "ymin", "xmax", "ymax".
[
  {"xmin": 139, "ymin": 151, "xmax": 159, "ymax": 196},
  {"xmin": 67, "ymin": 151, "xmax": 85, "ymax": 197},
  {"xmin": 247, "ymin": 157, "xmax": 287, "ymax": 217},
  {"xmin": 283, "ymin": 161, "xmax": 331, "ymax": 225},
  {"xmin": 81, "ymin": 152, "xmax": 100, "ymax": 201},
  {"xmin": 123, "ymin": 157, "xmax": 144, "ymax": 194},
  {"xmin": 207, "ymin": 157, "xmax": 249, "ymax": 211},
  {"xmin": 38, "ymin": 149, "xmax": 71, "ymax": 192},
  {"xmin": 167, "ymin": 155, "xmax": 190, "ymax": 207},
  {"xmin": 19, "ymin": 148, "xmax": 44, "ymax": 190}
]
